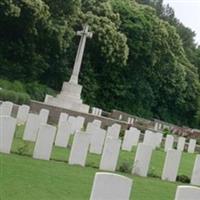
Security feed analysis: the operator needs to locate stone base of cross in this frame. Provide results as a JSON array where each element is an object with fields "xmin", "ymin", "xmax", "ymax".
[{"xmin": 44, "ymin": 25, "xmax": 92, "ymax": 113}]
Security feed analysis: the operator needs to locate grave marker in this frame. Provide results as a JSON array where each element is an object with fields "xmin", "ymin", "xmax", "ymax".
[
  {"xmin": 175, "ymin": 186, "xmax": 200, "ymax": 200},
  {"xmin": 191, "ymin": 155, "xmax": 200, "ymax": 186},
  {"xmin": 100, "ymin": 138, "xmax": 121, "ymax": 171},
  {"xmin": 132, "ymin": 143, "xmax": 153, "ymax": 177},
  {"xmin": 16, "ymin": 105, "xmax": 30, "ymax": 124},
  {"xmin": 33, "ymin": 124, "xmax": 56, "ymax": 160},
  {"xmin": 177, "ymin": 137, "xmax": 185, "ymax": 151},
  {"xmin": 188, "ymin": 139, "xmax": 196, "ymax": 153},
  {"xmin": 90, "ymin": 128, "xmax": 106, "ymax": 154},
  {"xmin": 162, "ymin": 149, "xmax": 182, "ymax": 182},
  {"xmin": 106, "ymin": 123, "xmax": 121, "ymax": 139},
  {"xmin": 0, "ymin": 116, "xmax": 16, "ymax": 153},
  {"xmin": 164, "ymin": 135, "xmax": 174, "ymax": 152},
  {"xmin": 58, "ymin": 113, "xmax": 68, "ymax": 128},
  {"xmin": 92, "ymin": 119, "xmax": 102, "ymax": 128},
  {"xmin": 122, "ymin": 129, "xmax": 140, "ymax": 151},
  {"xmin": 68, "ymin": 132, "xmax": 90, "ymax": 166},
  {"xmin": 0, "ymin": 101, "xmax": 13, "ymax": 116},
  {"xmin": 90, "ymin": 172, "xmax": 133, "ymax": 200},
  {"xmin": 55, "ymin": 121, "xmax": 71, "ymax": 148},
  {"xmin": 39, "ymin": 109, "xmax": 49, "ymax": 124},
  {"xmin": 23, "ymin": 113, "xmax": 40, "ymax": 141}
]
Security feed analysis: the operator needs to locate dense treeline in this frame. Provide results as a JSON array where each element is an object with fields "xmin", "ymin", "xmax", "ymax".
[{"xmin": 0, "ymin": 0, "xmax": 200, "ymax": 128}]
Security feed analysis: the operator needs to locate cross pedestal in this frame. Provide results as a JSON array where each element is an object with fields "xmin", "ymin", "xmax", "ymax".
[{"xmin": 44, "ymin": 25, "xmax": 93, "ymax": 113}]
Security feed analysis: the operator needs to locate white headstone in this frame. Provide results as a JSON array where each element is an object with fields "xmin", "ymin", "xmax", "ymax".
[
  {"xmin": 92, "ymin": 119, "xmax": 102, "ymax": 128},
  {"xmin": 89, "ymin": 128, "xmax": 106, "ymax": 154},
  {"xmin": 154, "ymin": 122, "xmax": 159, "ymax": 131},
  {"xmin": 188, "ymin": 139, "xmax": 196, "ymax": 153},
  {"xmin": 92, "ymin": 107, "xmax": 96, "ymax": 115},
  {"xmin": 0, "ymin": 116, "xmax": 16, "ymax": 153},
  {"xmin": 122, "ymin": 129, "xmax": 140, "ymax": 151},
  {"xmin": 143, "ymin": 130, "xmax": 156, "ymax": 149},
  {"xmin": 106, "ymin": 123, "xmax": 121, "ymax": 139},
  {"xmin": 0, "ymin": 101, "xmax": 13, "ymax": 116},
  {"xmin": 68, "ymin": 132, "xmax": 90, "ymax": 166},
  {"xmin": 90, "ymin": 172, "xmax": 133, "ymax": 200},
  {"xmin": 98, "ymin": 109, "xmax": 102, "ymax": 116},
  {"xmin": 58, "ymin": 113, "xmax": 68, "ymax": 128},
  {"xmin": 75, "ymin": 116, "xmax": 85, "ymax": 131},
  {"xmin": 164, "ymin": 135, "xmax": 174, "ymax": 152},
  {"xmin": 33, "ymin": 124, "xmax": 56, "ymax": 160},
  {"xmin": 130, "ymin": 118, "xmax": 134, "ymax": 124},
  {"xmin": 23, "ymin": 113, "xmax": 40, "ymax": 141},
  {"xmin": 100, "ymin": 138, "xmax": 121, "ymax": 171},
  {"xmin": 175, "ymin": 186, "xmax": 200, "ymax": 200},
  {"xmin": 55, "ymin": 121, "xmax": 71, "ymax": 148},
  {"xmin": 177, "ymin": 137, "xmax": 185, "ymax": 151},
  {"xmin": 39, "ymin": 109, "xmax": 49, "ymax": 124},
  {"xmin": 191, "ymin": 155, "xmax": 200, "ymax": 186},
  {"xmin": 132, "ymin": 143, "xmax": 153, "ymax": 177},
  {"xmin": 16, "ymin": 105, "xmax": 30, "ymax": 124},
  {"xmin": 155, "ymin": 132, "xmax": 163, "ymax": 147},
  {"xmin": 95, "ymin": 108, "xmax": 99, "ymax": 116},
  {"xmin": 86, "ymin": 122, "xmax": 98, "ymax": 133},
  {"xmin": 68, "ymin": 116, "xmax": 77, "ymax": 134},
  {"xmin": 161, "ymin": 149, "xmax": 182, "ymax": 182}
]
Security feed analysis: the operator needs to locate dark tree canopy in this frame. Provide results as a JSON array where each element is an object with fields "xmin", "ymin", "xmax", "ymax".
[{"xmin": 0, "ymin": 0, "xmax": 200, "ymax": 128}]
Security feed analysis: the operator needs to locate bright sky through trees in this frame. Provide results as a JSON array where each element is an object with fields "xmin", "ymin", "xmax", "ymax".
[{"xmin": 164, "ymin": 0, "xmax": 200, "ymax": 44}]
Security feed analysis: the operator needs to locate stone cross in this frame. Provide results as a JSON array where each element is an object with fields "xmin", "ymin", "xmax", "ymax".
[{"xmin": 69, "ymin": 25, "xmax": 93, "ymax": 84}]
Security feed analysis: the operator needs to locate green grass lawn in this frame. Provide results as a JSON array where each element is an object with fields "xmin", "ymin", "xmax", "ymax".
[{"xmin": 0, "ymin": 124, "xmax": 198, "ymax": 200}]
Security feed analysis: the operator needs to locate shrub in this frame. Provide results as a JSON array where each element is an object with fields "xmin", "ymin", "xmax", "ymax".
[
  {"xmin": 118, "ymin": 162, "xmax": 132, "ymax": 173},
  {"xmin": 0, "ymin": 79, "xmax": 26, "ymax": 92},
  {"xmin": 25, "ymin": 82, "xmax": 56, "ymax": 101},
  {"xmin": 163, "ymin": 128, "xmax": 172, "ymax": 137},
  {"xmin": 176, "ymin": 175, "xmax": 190, "ymax": 183},
  {"xmin": 0, "ymin": 89, "xmax": 30, "ymax": 105},
  {"xmin": 0, "ymin": 79, "xmax": 56, "ymax": 102}
]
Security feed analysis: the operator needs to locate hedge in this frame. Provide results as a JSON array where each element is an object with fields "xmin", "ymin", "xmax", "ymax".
[{"xmin": 0, "ymin": 89, "xmax": 31, "ymax": 105}]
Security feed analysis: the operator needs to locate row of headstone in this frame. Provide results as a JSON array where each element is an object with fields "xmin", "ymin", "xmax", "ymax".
[
  {"xmin": 122, "ymin": 127, "xmax": 140, "ymax": 151},
  {"xmin": 143, "ymin": 130, "xmax": 196, "ymax": 154},
  {"xmin": 23, "ymin": 108, "xmax": 49, "ymax": 142},
  {"xmin": 2, "ymin": 100, "xmax": 196, "ymax": 154},
  {"xmin": 166, "ymin": 135, "xmax": 196, "ymax": 153},
  {"xmin": 143, "ymin": 130, "xmax": 163, "ymax": 149},
  {"xmin": 154, "ymin": 122, "xmax": 162, "ymax": 131},
  {"xmin": 89, "ymin": 172, "xmax": 200, "ymax": 200},
  {"xmin": 33, "ymin": 112, "xmax": 86, "ymax": 160},
  {"xmin": 91, "ymin": 107, "xmax": 102, "ymax": 116},
  {"xmin": 132, "ymin": 142, "xmax": 200, "ymax": 186},
  {"xmin": 0, "ymin": 101, "xmax": 31, "ymax": 125},
  {"xmin": 2, "ymin": 112, "xmax": 200, "ymax": 187},
  {"xmin": 127, "ymin": 117, "xmax": 134, "ymax": 125}
]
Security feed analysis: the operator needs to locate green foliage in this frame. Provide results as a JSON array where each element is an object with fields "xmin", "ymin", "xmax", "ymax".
[
  {"xmin": 162, "ymin": 128, "xmax": 172, "ymax": 138},
  {"xmin": 1, "ymin": 0, "xmax": 200, "ymax": 128},
  {"xmin": 25, "ymin": 82, "xmax": 56, "ymax": 101},
  {"xmin": 0, "ymin": 79, "xmax": 26, "ymax": 92},
  {"xmin": 176, "ymin": 175, "xmax": 190, "ymax": 184},
  {"xmin": 0, "ymin": 89, "xmax": 30, "ymax": 105},
  {"xmin": 0, "ymin": 79, "xmax": 55, "ymax": 102},
  {"xmin": 118, "ymin": 162, "xmax": 132, "ymax": 173}
]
